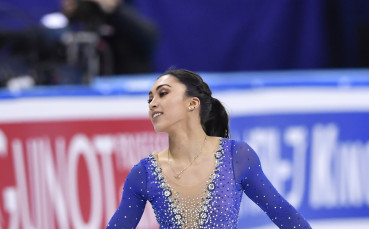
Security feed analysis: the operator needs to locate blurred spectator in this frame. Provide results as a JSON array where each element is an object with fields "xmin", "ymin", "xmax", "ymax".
[
  {"xmin": 0, "ymin": 0, "xmax": 157, "ymax": 86},
  {"xmin": 61, "ymin": 0, "xmax": 157, "ymax": 74}
]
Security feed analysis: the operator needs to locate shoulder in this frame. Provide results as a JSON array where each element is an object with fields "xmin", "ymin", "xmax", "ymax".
[
  {"xmin": 127, "ymin": 159, "xmax": 147, "ymax": 180},
  {"xmin": 226, "ymin": 138, "xmax": 256, "ymax": 153},
  {"xmin": 135, "ymin": 151, "xmax": 162, "ymax": 174},
  {"xmin": 227, "ymin": 138, "xmax": 261, "ymax": 164},
  {"xmin": 228, "ymin": 139, "xmax": 263, "ymax": 182},
  {"xmin": 128, "ymin": 151, "xmax": 158, "ymax": 176}
]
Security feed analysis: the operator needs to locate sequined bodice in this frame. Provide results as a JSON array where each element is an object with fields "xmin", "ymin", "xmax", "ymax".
[
  {"xmin": 146, "ymin": 139, "xmax": 242, "ymax": 228},
  {"xmin": 107, "ymin": 139, "xmax": 312, "ymax": 229}
]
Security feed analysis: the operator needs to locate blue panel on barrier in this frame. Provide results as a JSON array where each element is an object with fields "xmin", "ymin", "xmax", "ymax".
[
  {"xmin": 92, "ymin": 69, "xmax": 369, "ymax": 94},
  {"xmin": 1, "ymin": 69, "xmax": 369, "ymax": 99},
  {"xmin": 229, "ymin": 112, "xmax": 369, "ymax": 227}
]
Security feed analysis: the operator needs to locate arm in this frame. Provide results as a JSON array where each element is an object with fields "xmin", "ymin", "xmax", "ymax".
[
  {"xmin": 107, "ymin": 161, "xmax": 147, "ymax": 229},
  {"xmin": 232, "ymin": 141, "xmax": 311, "ymax": 228}
]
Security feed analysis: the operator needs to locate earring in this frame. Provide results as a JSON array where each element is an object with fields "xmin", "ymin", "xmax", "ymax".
[{"xmin": 188, "ymin": 106, "xmax": 194, "ymax": 111}]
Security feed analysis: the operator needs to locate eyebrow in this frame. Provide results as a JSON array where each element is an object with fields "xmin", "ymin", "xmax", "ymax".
[{"xmin": 148, "ymin": 84, "xmax": 171, "ymax": 95}]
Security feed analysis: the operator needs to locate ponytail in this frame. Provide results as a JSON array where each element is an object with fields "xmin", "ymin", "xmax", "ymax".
[
  {"xmin": 159, "ymin": 69, "xmax": 230, "ymax": 138},
  {"xmin": 203, "ymin": 97, "xmax": 230, "ymax": 138}
]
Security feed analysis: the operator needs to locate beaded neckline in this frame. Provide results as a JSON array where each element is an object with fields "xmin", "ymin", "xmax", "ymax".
[
  {"xmin": 148, "ymin": 138, "xmax": 226, "ymax": 227},
  {"xmin": 154, "ymin": 137, "xmax": 221, "ymax": 187}
]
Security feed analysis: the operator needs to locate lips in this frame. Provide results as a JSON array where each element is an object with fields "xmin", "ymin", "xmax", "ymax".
[{"xmin": 152, "ymin": 112, "xmax": 163, "ymax": 119}]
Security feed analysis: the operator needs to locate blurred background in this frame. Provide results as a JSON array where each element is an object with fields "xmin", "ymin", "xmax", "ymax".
[{"xmin": 1, "ymin": 0, "xmax": 369, "ymax": 228}]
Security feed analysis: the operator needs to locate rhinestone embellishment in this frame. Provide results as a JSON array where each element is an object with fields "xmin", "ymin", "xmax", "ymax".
[
  {"xmin": 200, "ymin": 211, "xmax": 208, "ymax": 219},
  {"xmin": 155, "ymin": 167, "xmax": 162, "ymax": 173},
  {"xmin": 207, "ymin": 182, "xmax": 215, "ymax": 191},
  {"xmin": 215, "ymin": 151, "xmax": 223, "ymax": 159},
  {"xmin": 174, "ymin": 214, "xmax": 182, "ymax": 220},
  {"xmin": 164, "ymin": 189, "xmax": 172, "ymax": 197}
]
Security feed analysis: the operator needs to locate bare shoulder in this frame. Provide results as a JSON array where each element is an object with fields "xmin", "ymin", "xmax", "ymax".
[
  {"xmin": 152, "ymin": 149, "xmax": 167, "ymax": 163},
  {"xmin": 203, "ymin": 136, "xmax": 222, "ymax": 156},
  {"xmin": 208, "ymin": 136, "xmax": 222, "ymax": 144}
]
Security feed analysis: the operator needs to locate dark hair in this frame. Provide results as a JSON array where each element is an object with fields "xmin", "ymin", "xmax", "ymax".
[{"xmin": 159, "ymin": 69, "xmax": 230, "ymax": 138}]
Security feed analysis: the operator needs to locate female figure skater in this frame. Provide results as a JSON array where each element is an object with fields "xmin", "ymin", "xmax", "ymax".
[{"xmin": 107, "ymin": 69, "xmax": 311, "ymax": 228}]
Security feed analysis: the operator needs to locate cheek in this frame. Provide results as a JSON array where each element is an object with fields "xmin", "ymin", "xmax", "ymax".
[{"xmin": 167, "ymin": 99, "xmax": 186, "ymax": 117}]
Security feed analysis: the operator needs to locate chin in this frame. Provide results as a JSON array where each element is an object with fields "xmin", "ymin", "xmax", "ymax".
[
  {"xmin": 152, "ymin": 124, "xmax": 164, "ymax": 133},
  {"xmin": 154, "ymin": 127, "xmax": 168, "ymax": 133},
  {"xmin": 153, "ymin": 123, "xmax": 170, "ymax": 133}
]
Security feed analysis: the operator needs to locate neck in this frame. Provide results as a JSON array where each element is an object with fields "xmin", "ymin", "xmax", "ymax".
[{"xmin": 167, "ymin": 127, "xmax": 207, "ymax": 163}]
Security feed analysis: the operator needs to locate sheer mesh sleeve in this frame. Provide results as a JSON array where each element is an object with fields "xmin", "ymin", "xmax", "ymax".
[
  {"xmin": 232, "ymin": 140, "xmax": 311, "ymax": 228},
  {"xmin": 106, "ymin": 161, "xmax": 147, "ymax": 229}
]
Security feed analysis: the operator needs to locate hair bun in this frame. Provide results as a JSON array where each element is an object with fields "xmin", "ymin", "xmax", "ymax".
[{"xmin": 197, "ymin": 82, "xmax": 212, "ymax": 97}]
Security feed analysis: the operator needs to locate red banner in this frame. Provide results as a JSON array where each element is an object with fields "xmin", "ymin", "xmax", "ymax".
[{"xmin": 0, "ymin": 119, "xmax": 166, "ymax": 229}]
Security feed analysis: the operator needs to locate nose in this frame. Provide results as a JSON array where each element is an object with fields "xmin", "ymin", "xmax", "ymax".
[{"xmin": 149, "ymin": 97, "xmax": 158, "ymax": 110}]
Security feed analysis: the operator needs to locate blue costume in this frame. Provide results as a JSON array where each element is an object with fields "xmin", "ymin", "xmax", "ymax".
[{"xmin": 107, "ymin": 138, "xmax": 311, "ymax": 228}]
